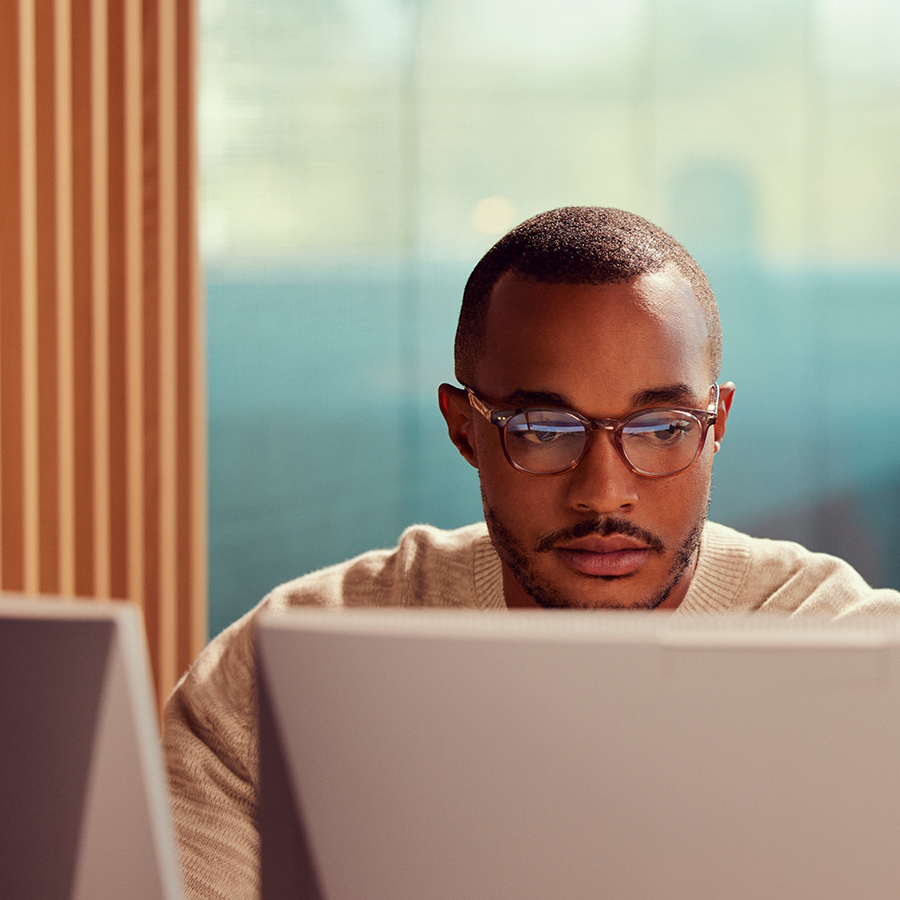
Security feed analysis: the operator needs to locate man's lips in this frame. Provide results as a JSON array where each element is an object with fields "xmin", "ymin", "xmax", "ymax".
[{"xmin": 553, "ymin": 536, "xmax": 652, "ymax": 577}]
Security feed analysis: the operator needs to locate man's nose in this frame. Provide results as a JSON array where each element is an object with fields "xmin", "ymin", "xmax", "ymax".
[{"xmin": 563, "ymin": 428, "xmax": 639, "ymax": 515}]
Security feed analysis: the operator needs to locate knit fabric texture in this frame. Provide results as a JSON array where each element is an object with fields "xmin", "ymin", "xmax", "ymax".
[{"xmin": 163, "ymin": 520, "xmax": 900, "ymax": 900}]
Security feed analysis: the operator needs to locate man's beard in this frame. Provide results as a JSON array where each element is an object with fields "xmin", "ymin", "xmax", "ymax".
[{"xmin": 485, "ymin": 504, "xmax": 706, "ymax": 611}]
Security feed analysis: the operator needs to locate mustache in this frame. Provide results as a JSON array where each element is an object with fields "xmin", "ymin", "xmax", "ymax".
[{"xmin": 535, "ymin": 516, "xmax": 666, "ymax": 555}]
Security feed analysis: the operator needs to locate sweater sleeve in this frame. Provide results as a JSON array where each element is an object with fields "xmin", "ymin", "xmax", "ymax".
[
  {"xmin": 162, "ymin": 523, "xmax": 499, "ymax": 900},
  {"xmin": 161, "ymin": 549, "xmax": 402, "ymax": 900},
  {"xmin": 163, "ymin": 611, "xmax": 262, "ymax": 900}
]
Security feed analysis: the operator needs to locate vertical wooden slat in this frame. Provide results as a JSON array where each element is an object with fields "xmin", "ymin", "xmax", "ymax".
[
  {"xmin": 0, "ymin": 3, "xmax": 10, "ymax": 588},
  {"xmin": 186, "ymin": 0, "xmax": 206, "ymax": 669},
  {"xmin": 92, "ymin": 0, "xmax": 110, "ymax": 599},
  {"xmin": 1, "ymin": 0, "xmax": 25, "ymax": 592},
  {"xmin": 125, "ymin": 0, "xmax": 145, "ymax": 614},
  {"xmin": 36, "ymin": 0, "xmax": 60, "ymax": 595},
  {"xmin": 72, "ymin": 0, "xmax": 95, "ymax": 596},
  {"xmin": 56, "ymin": 0, "xmax": 75, "ymax": 597},
  {"xmin": 177, "ymin": 0, "xmax": 207, "ymax": 665},
  {"xmin": 108, "ymin": 0, "xmax": 129, "ymax": 601},
  {"xmin": 20, "ymin": 0, "xmax": 41, "ymax": 594},
  {"xmin": 158, "ymin": 0, "xmax": 179, "ymax": 692},
  {"xmin": 141, "ymin": 0, "xmax": 161, "ymax": 690}
]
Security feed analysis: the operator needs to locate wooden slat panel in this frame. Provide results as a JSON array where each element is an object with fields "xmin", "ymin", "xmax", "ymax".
[
  {"xmin": 107, "ymin": 0, "xmax": 129, "ymax": 601},
  {"xmin": 72, "ymin": 0, "xmax": 95, "ymax": 597},
  {"xmin": 177, "ymin": 0, "xmax": 207, "ymax": 667},
  {"xmin": 92, "ymin": 0, "xmax": 110, "ymax": 600},
  {"xmin": 1, "ymin": 0, "xmax": 25, "ymax": 591},
  {"xmin": 1, "ymin": 0, "xmax": 206, "ymax": 707},
  {"xmin": 20, "ymin": 0, "xmax": 41, "ymax": 594},
  {"xmin": 125, "ymin": 0, "xmax": 145, "ymax": 615},
  {"xmin": 56, "ymin": 0, "xmax": 76, "ymax": 597},
  {"xmin": 36, "ymin": 0, "xmax": 61, "ymax": 595},
  {"xmin": 158, "ymin": 0, "xmax": 178, "ymax": 692},
  {"xmin": 141, "ymin": 0, "xmax": 162, "ymax": 691}
]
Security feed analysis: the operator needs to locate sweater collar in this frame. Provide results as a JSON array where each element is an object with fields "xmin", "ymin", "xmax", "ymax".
[{"xmin": 676, "ymin": 521, "xmax": 753, "ymax": 615}]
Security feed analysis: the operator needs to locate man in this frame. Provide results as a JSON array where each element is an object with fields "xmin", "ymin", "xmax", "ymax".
[{"xmin": 164, "ymin": 207, "xmax": 900, "ymax": 900}]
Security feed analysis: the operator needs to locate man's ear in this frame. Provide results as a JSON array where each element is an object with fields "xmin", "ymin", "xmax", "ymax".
[
  {"xmin": 438, "ymin": 383, "xmax": 479, "ymax": 469},
  {"xmin": 712, "ymin": 381, "xmax": 735, "ymax": 452}
]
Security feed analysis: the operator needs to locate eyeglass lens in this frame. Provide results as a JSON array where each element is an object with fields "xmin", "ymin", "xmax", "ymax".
[{"xmin": 504, "ymin": 409, "xmax": 704, "ymax": 475}]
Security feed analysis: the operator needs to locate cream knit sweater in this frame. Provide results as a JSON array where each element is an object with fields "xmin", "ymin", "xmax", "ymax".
[{"xmin": 163, "ymin": 520, "xmax": 900, "ymax": 900}]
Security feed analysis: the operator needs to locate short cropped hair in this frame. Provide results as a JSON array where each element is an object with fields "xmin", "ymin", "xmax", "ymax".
[{"xmin": 455, "ymin": 206, "xmax": 722, "ymax": 385}]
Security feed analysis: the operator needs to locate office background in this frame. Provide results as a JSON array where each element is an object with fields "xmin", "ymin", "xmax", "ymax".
[
  {"xmin": 1, "ymin": 1, "xmax": 204, "ymax": 702},
  {"xmin": 203, "ymin": 0, "xmax": 900, "ymax": 636},
  {"xmin": 3, "ymin": 0, "xmax": 898, "ymax": 683}
]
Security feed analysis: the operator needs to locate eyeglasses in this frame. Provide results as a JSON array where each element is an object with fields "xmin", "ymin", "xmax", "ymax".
[{"xmin": 464, "ymin": 384, "xmax": 719, "ymax": 477}]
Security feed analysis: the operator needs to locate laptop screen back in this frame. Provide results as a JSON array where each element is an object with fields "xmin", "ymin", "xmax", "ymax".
[
  {"xmin": 0, "ymin": 597, "xmax": 184, "ymax": 900},
  {"xmin": 257, "ymin": 609, "xmax": 900, "ymax": 900}
]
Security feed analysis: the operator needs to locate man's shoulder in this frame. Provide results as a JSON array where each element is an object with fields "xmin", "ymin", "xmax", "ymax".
[
  {"xmin": 267, "ymin": 521, "xmax": 501, "ymax": 613},
  {"xmin": 164, "ymin": 522, "xmax": 501, "ymax": 751},
  {"xmin": 685, "ymin": 521, "xmax": 900, "ymax": 618}
]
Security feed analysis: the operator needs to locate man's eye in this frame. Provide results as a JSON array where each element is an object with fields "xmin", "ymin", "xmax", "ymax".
[
  {"xmin": 508, "ymin": 416, "xmax": 581, "ymax": 445},
  {"xmin": 507, "ymin": 425, "xmax": 563, "ymax": 443},
  {"xmin": 637, "ymin": 419, "xmax": 693, "ymax": 443},
  {"xmin": 523, "ymin": 428, "xmax": 562, "ymax": 444}
]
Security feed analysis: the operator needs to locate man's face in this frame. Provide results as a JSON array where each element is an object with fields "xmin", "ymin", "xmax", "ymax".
[{"xmin": 443, "ymin": 267, "xmax": 732, "ymax": 611}]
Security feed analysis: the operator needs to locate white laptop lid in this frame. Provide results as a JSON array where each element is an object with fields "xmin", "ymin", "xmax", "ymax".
[
  {"xmin": 0, "ymin": 596, "xmax": 184, "ymax": 900},
  {"xmin": 257, "ymin": 608, "xmax": 900, "ymax": 900}
]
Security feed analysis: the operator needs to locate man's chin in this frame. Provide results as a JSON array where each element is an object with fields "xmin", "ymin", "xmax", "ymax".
[
  {"xmin": 529, "ymin": 583, "xmax": 673, "ymax": 611},
  {"xmin": 517, "ymin": 555, "xmax": 692, "ymax": 611}
]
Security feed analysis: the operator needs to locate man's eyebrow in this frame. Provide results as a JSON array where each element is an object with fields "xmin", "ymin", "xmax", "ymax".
[
  {"xmin": 631, "ymin": 384, "xmax": 700, "ymax": 408},
  {"xmin": 503, "ymin": 389, "xmax": 570, "ymax": 408},
  {"xmin": 502, "ymin": 383, "xmax": 704, "ymax": 411}
]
